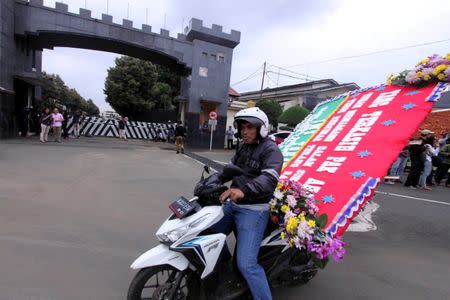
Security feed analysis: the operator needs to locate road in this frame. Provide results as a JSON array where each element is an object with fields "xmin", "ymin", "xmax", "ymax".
[{"xmin": 0, "ymin": 138, "xmax": 449, "ymax": 299}]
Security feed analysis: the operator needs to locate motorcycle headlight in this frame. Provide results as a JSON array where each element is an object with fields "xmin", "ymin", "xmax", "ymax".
[{"xmin": 157, "ymin": 214, "xmax": 210, "ymax": 243}]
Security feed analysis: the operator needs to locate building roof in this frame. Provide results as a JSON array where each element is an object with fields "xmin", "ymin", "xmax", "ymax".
[
  {"xmin": 238, "ymin": 79, "xmax": 359, "ymax": 97},
  {"xmin": 228, "ymin": 87, "xmax": 240, "ymax": 97},
  {"xmin": 415, "ymin": 109, "xmax": 450, "ymax": 138}
]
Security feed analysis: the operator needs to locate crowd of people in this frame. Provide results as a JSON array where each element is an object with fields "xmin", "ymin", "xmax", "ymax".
[
  {"xmin": 386, "ymin": 129, "xmax": 450, "ymax": 190},
  {"xmin": 38, "ymin": 107, "xmax": 82, "ymax": 143}
]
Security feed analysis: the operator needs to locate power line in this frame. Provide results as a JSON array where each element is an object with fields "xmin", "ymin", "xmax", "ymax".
[
  {"xmin": 264, "ymin": 72, "xmax": 278, "ymax": 87},
  {"xmin": 266, "ymin": 70, "xmax": 311, "ymax": 81},
  {"xmin": 285, "ymin": 37, "xmax": 450, "ymax": 68},
  {"xmin": 231, "ymin": 64, "xmax": 264, "ymax": 86},
  {"xmin": 267, "ymin": 63, "xmax": 321, "ymax": 80}
]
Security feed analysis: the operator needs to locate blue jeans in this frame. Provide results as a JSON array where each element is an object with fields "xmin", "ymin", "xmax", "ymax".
[
  {"xmin": 419, "ymin": 160, "xmax": 432, "ymax": 187},
  {"xmin": 210, "ymin": 201, "xmax": 272, "ymax": 300},
  {"xmin": 389, "ymin": 156, "xmax": 408, "ymax": 178}
]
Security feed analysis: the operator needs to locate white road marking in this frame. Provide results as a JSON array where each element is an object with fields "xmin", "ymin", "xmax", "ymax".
[
  {"xmin": 375, "ymin": 191, "xmax": 450, "ymax": 206},
  {"xmin": 347, "ymin": 201, "xmax": 380, "ymax": 232},
  {"xmin": 183, "ymin": 154, "xmax": 218, "ymax": 172}
]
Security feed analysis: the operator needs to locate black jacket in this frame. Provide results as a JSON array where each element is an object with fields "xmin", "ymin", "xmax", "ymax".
[
  {"xmin": 175, "ymin": 125, "xmax": 187, "ymax": 137},
  {"xmin": 231, "ymin": 137, "xmax": 283, "ymax": 204}
]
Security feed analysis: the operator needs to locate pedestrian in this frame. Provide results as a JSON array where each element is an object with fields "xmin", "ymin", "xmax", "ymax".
[
  {"xmin": 39, "ymin": 108, "xmax": 52, "ymax": 143},
  {"xmin": 386, "ymin": 146, "xmax": 409, "ymax": 184},
  {"xmin": 167, "ymin": 125, "xmax": 175, "ymax": 143},
  {"xmin": 435, "ymin": 138, "xmax": 450, "ymax": 187},
  {"xmin": 118, "ymin": 116, "xmax": 127, "ymax": 140},
  {"xmin": 62, "ymin": 108, "xmax": 69, "ymax": 140},
  {"xmin": 226, "ymin": 125, "xmax": 234, "ymax": 149},
  {"xmin": 211, "ymin": 107, "xmax": 283, "ymax": 300},
  {"xmin": 418, "ymin": 134, "xmax": 438, "ymax": 190},
  {"xmin": 175, "ymin": 121, "xmax": 187, "ymax": 154},
  {"xmin": 404, "ymin": 131, "xmax": 429, "ymax": 189},
  {"xmin": 51, "ymin": 108, "xmax": 64, "ymax": 143},
  {"xmin": 73, "ymin": 109, "xmax": 82, "ymax": 138}
]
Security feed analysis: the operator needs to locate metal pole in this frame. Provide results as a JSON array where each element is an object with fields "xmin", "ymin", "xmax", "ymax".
[
  {"xmin": 127, "ymin": 2, "xmax": 129, "ymax": 19},
  {"xmin": 146, "ymin": 8, "xmax": 148, "ymax": 24},
  {"xmin": 106, "ymin": 0, "xmax": 109, "ymax": 14},
  {"xmin": 259, "ymin": 61, "xmax": 266, "ymax": 100},
  {"xmin": 209, "ymin": 125, "xmax": 214, "ymax": 151}
]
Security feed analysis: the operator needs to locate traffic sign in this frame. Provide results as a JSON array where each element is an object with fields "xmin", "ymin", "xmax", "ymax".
[
  {"xmin": 209, "ymin": 111, "xmax": 217, "ymax": 120},
  {"xmin": 208, "ymin": 119, "xmax": 217, "ymax": 127}
]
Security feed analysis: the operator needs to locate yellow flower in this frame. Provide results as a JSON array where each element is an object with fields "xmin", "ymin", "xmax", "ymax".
[
  {"xmin": 299, "ymin": 212, "xmax": 306, "ymax": 222},
  {"xmin": 417, "ymin": 71, "xmax": 423, "ymax": 78},
  {"xmin": 432, "ymin": 64, "xmax": 449, "ymax": 76},
  {"xmin": 386, "ymin": 73, "xmax": 394, "ymax": 85},
  {"xmin": 277, "ymin": 182, "xmax": 283, "ymax": 189},
  {"xmin": 437, "ymin": 73, "xmax": 445, "ymax": 81},
  {"xmin": 307, "ymin": 220, "xmax": 316, "ymax": 228},
  {"xmin": 286, "ymin": 217, "xmax": 299, "ymax": 234},
  {"xmin": 280, "ymin": 231, "xmax": 285, "ymax": 240},
  {"xmin": 424, "ymin": 74, "xmax": 431, "ymax": 81},
  {"xmin": 446, "ymin": 53, "xmax": 450, "ymax": 60},
  {"xmin": 280, "ymin": 205, "xmax": 288, "ymax": 213},
  {"xmin": 416, "ymin": 57, "xmax": 430, "ymax": 66}
]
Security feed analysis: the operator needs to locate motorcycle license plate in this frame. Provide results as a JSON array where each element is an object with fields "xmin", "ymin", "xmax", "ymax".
[{"xmin": 169, "ymin": 197, "xmax": 195, "ymax": 218}]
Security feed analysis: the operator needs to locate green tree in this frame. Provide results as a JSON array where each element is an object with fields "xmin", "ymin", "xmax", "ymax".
[
  {"xmin": 41, "ymin": 72, "xmax": 100, "ymax": 115},
  {"xmin": 278, "ymin": 105, "xmax": 310, "ymax": 127},
  {"xmin": 104, "ymin": 56, "xmax": 180, "ymax": 119},
  {"xmin": 256, "ymin": 99, "xmax": 283, "ymax": 128}
]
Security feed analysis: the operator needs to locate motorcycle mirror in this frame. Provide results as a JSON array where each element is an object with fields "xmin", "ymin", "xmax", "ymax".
[{"xmin": 204, "ymin": 165, "xmax": 210, "ymax": 174}]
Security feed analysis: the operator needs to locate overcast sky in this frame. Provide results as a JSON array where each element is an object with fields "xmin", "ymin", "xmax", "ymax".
[{"xmin": 42, "ymin": 0, "xmax": 450, "ymax": 112}]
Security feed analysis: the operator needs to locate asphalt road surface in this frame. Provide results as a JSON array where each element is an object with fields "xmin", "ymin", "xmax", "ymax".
[{"xmin": 0, "ymin": 138, "xmax": 449, "ymax": 299}]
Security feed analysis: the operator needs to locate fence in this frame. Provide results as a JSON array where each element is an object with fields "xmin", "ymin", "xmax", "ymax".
[{"xmin": 67, "ymin": 117, "xmax": 175, "ymax": 140}]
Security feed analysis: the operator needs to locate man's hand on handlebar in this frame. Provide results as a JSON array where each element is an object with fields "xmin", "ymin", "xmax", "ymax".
[{"xmin": 220, "ymin": 188, "xmax": 244, "ymax": 203}]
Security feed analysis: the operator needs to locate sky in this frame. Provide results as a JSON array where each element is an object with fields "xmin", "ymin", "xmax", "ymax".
[{"xmin": 42, "ymin": 0, "xmax": 450, "ymax": 112}]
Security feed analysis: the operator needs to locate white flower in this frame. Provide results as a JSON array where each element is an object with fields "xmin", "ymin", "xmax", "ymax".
[{"xmin": 273, "ymin": 189, "xmax": 284, "ymax": 200}]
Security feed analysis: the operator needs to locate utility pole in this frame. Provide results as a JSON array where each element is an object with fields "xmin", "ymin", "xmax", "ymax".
[
  {"xmin": 106, "ymin": 0, "xmax": 109, "ymax": 14},
  {"xmin": 259, "ymin": 61, "xmax": 266, "ymax": 100}
]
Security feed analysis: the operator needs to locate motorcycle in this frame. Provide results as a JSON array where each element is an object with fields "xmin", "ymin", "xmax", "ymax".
[{"xmin": 127, "ymin": 164, "xmax": 319, "ymax": 300}]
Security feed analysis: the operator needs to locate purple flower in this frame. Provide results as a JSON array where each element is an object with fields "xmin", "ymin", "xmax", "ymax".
[
  {"xmin": 444, "ymin": 68, "xmax": 450, "ymax": 81},
  {"xmin": 287, "ymin": 195, "xmax": 297, "ymax": 208},
  {"xmin": 405, "ymin": 71, "xmax": 421, "ymax": 84}
]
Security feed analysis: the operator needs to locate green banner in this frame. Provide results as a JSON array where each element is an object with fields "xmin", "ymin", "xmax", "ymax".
[{"xmin": 279, "ymin": 95, "xmax": 348, "ymax": 166}]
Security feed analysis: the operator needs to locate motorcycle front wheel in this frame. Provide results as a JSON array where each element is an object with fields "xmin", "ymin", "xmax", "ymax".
[{"xmin": 127, "ymin": 265, "xmax": 202, "ymax": 300}]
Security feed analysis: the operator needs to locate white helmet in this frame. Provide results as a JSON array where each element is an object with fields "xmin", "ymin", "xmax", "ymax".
[{"xmin": 233, "ymin": 107, "xmax": 269, "ymax": 138}]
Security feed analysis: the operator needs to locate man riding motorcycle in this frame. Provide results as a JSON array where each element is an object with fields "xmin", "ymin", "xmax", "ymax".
[{"xmin": 211, "ymin": 107, "xmax": 283, "ymax": 300}]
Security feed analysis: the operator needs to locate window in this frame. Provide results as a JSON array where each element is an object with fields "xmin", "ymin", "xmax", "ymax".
[
  {"xmin": 211, "ymin": 54, "xmax": 217, "ymax": 60},
  {"xmin": 217, "ymin": 53, "xmax": 225, "ymax": 62}
]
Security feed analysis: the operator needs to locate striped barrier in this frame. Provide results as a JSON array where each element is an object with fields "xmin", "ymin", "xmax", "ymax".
[{"xmin": 66, "ymin": 117, "xmax": 176, "ymax": 140}]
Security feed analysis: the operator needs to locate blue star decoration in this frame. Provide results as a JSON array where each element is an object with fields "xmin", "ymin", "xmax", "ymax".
[
  {"xmin": 406, "ymin": 90, "xmax": 421, "ymax": 96},
  {"xmin": 376, "ymin": 85, "xmax": 386, "ymax": 91},
  {"xmin": 402, "ymin": 103, "xmax": 416, "ymax": 110},
  {"xmin": 351, "ymin": 170, "xmax": 365, "ymax": 178},
  {"xmin": 357, "ymin": 150, "xmax": 372, "ymax": 158},
  {"xmin": 382, "ymin": 119, "xmax": 396, "ymax": 126},
  {"xmin": 322, "ymin": 195, "xmax": 334, "ymax": 204}
]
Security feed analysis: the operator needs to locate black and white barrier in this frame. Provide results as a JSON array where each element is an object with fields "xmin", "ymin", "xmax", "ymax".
[{"xmin": 67, "ymin": 117, "xmax": 175, "ymax": 140}]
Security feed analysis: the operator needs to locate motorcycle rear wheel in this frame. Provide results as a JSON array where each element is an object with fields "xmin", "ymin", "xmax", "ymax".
[{"xmin": 127, "ymin": 265, "xmax": 201, "ymax": 300}]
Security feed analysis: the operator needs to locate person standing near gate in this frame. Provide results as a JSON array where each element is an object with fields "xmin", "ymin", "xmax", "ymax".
[
  {"xmin": 226, "ymin": 125, "xmax": 235, "ymax": 149},
  {"xmin": 39, "ymin": 108, "xmax": 52, "ymax": 143},
  {"xmin": 118, "ymin": 116, "xmax": 128, "ymax": 141},
  {"xmin": 73, "ymin": 109, "xmax": 82, "ymax": 138},
  {"xmin": 175, "ymin": 121, "xmax": 187, "ymax": 154},
  {"xmin": 51, "ymin": 108, "xmax": 64, "ymax": 143}
]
